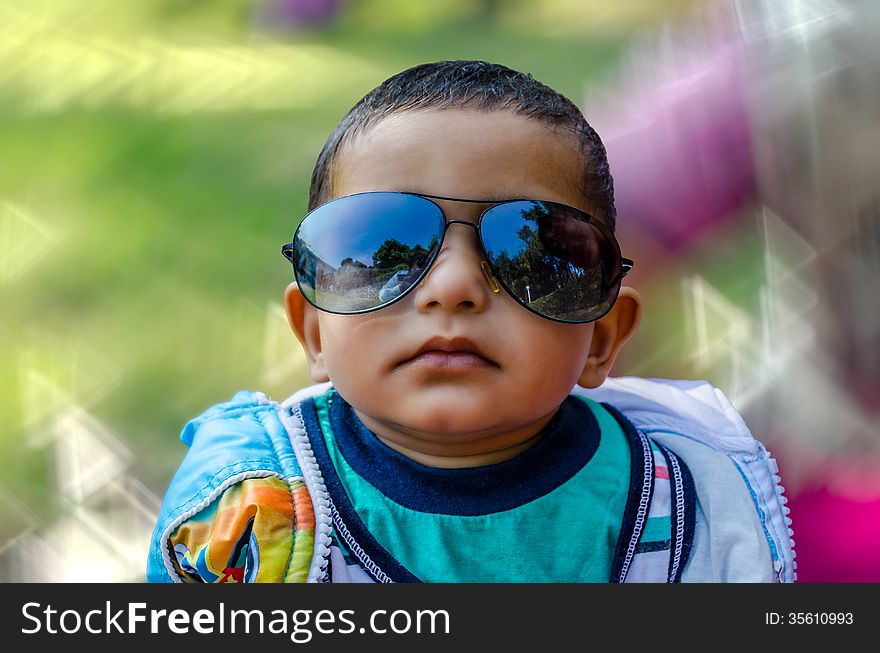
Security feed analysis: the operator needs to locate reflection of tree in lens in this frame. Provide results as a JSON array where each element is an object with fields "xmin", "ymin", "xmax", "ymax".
[
  {"xmin": 371, "ymin": 236, "xmax": 435, "ymax": 285},
  {"xmin": 373, "ymin": 239, "xmax": 413, "ymax": 268},
  {"xmin": 487, "ymin": 203, "xmax": 609, "ymax": 320}
]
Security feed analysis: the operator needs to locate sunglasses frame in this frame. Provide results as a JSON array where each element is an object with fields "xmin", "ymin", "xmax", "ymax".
[{"xmin": 282, "ymin": 191, "xmax": 634, "ymax": 324}]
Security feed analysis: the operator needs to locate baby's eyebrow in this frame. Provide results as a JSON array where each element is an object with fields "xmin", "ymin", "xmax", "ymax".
[{"xmin": 482, "ymin": 192, "xmax": 531, "ymax": 202}]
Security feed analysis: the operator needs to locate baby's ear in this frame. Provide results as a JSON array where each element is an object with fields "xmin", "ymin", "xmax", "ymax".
[
  {"xmin": 577, "ymin": 286, "xmax": 642, "ymax": 389},
  {"xmin": 283, "ymin": 283, "xmax": 329, "ymax": 383}
]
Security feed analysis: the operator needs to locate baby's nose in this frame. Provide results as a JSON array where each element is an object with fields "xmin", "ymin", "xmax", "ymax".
[{"xmin": 413, "ymin": 223, "xmax": 495, "ymax": 315}]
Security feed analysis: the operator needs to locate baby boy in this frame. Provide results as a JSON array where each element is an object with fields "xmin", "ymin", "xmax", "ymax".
[{"xmin": 147, "ymin": 61, "xmax": 794, "ymax": 583}]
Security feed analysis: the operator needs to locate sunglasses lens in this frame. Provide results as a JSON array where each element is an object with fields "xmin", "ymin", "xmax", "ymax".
[
  {"xmin": 292, "ymin": 193, "xmax": 444, "ymax": 312},
  {"xmin": 481, "ymin": 201, "xmax": 622, "ymax": 322}
]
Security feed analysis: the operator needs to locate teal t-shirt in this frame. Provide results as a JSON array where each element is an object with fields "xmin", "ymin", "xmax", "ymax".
[{"xmin": 302, "ymin": 389, "xmax": 634, "ymax": 582}]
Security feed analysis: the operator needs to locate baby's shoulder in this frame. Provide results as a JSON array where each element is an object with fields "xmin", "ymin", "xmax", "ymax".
[
  {"xmin": 573, "ymin": 376, "xmax": 759, "ymax": 456},
  {"xmin": 574, "ymin": 376, "xmax": 796, "ymax": 582},
  {"xmin": 169, "ymin": 390, "xmax": 291, "ymax": 480},
  {"xmin": 147, "ymin": 386, "xmax": 334, "ymax": 583},
  {"xmin": 174, "ymin": 383, "xmax": 333, "ymax": 460}
]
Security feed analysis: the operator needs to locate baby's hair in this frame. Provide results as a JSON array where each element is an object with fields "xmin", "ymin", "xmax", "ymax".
[{"xmin": 308, "ymin": 60, "xmax": 616, "ymax": 230}]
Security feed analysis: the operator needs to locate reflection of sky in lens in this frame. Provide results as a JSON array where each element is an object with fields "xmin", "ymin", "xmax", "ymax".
[
  {"xmin": 300, "ymin": 194, "xmax": 443, "ymax": 268},
  {"xmin": 482, "ymin": 203, "xmax": 533, "ymax": 256}
]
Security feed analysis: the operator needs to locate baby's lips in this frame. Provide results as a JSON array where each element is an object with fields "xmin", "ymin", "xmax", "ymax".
[{"xmin": 403, "ymin": 335, "xmax": 497, "ymax": 366}]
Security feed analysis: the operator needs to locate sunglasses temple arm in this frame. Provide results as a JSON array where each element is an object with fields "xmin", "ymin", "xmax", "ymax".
[{"xmin": 607, "ymin": 258, "xmax": 634, "ymax": 287}]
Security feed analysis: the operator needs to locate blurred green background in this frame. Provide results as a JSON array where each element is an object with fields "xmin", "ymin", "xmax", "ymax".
[{"xmin": 0, "ymin": 0, "xmax": 713, "ymax": 579}]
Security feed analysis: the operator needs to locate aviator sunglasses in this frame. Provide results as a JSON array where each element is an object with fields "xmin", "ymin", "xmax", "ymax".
[{"xmin": 282, "ymin": 191, "xmax": 633, "ymax": 324}]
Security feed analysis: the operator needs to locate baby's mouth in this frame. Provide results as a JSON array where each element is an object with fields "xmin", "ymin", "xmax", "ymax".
[
  {"xmin": 405, "ymin": 350, "xmax": 496, "ymax": 371},
  {"xmin": 401, "ymin": 335, "xmax": 498, "ymax": 369}
]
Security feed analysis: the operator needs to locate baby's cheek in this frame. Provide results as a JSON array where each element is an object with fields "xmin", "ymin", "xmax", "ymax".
[
  {"xmin": 525, "ymin": 327, "xmax": 593, "ymax": 385},
  {"xmin": 314, "ymin": 321, "xmax": 354, "ymax": 376},
  {"xmin": 318, "ymin": 314, "xmax": 373, "ymax": 357},
  {"xmin": 317, "ymin": 318, "xmax": 387, "ymax": 395}
]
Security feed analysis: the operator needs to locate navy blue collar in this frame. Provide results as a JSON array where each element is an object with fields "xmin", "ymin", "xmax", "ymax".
[{"xmin": 309, "ymin": 390, "xmax": 601, "ymax": 516}]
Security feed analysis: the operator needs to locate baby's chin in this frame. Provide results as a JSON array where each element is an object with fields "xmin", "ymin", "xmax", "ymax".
[{"xmin": 362, "ymin": 393, "xmax": 528, "ymax": 441}]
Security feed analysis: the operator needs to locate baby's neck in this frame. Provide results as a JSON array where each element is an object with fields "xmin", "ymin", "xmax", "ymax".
[{"xmin": 376, "ymin": 431, "xmax": 545, "ymax": 468}]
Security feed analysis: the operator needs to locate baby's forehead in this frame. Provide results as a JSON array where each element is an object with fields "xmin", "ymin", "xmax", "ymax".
[
  {"xmin": 346, "ymin": 108, "xmax": 583, "ymax": 157},
  {"xmin": 332, "ymin": 109, "xmax": 590, "ymax": 211}
]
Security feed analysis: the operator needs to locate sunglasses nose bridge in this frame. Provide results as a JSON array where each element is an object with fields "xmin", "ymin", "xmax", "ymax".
[
  {"xmin": 438, "ymin": 218, "xmax": 481, "ymax": 251},
  {"xmin": 443, "ymin": 218, "xmax": 480, "ymax": 233}
]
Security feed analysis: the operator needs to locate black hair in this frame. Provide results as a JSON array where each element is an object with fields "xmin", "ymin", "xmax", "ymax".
[{"xmin": 308, "ymin": 60, "xmax": 616, "ymax": 230}]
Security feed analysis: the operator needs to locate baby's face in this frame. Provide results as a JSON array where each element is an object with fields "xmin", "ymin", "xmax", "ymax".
[{"xmin": 288, "ymin": 108, "xmax": 637, "ymax": 461}]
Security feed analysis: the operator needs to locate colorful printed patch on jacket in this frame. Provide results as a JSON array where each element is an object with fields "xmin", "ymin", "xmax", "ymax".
[{"xmin": 169, "ymin": 476, "xmax": 313, "ymax": 583}]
